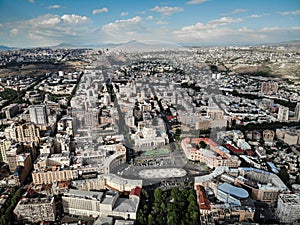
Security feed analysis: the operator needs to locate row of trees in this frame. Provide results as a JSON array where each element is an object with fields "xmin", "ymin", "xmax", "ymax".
[
  {"xmin": 137, "ymin": 187, "xmax": 200, "ymax": 225},
  {"xmin": 232, "ymin": 120, "xmax": 300, "ymax": 132},
  {"xmin": 229, "ymin": 90, "xmax": 297, "ymax": 110},
  {"xmin": 0, "ymin": 187, "xmax": 23, "ymax": 225}
]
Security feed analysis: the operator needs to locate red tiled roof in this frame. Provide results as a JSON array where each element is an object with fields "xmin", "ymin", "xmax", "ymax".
[
  {"xmin": 130, "ymin": 186, "xmax": 142, "ymax": 197},
  {"xmin": 196, "ymin": 185, "xmax": 211, "ymax": 210}
]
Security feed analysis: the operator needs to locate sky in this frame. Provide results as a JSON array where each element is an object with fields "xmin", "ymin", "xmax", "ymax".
[{"xmin": 0, "ymin": 0, "xmax": 299, "ymax": 47}]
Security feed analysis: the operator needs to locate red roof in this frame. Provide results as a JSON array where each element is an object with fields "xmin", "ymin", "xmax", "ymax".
[
  {"xmin": 166, "ymin": 116, "xmax": 176, "ymax": 121},
  {"xmin": 130, "ymin": 186, "xmax": 142, "ymax": 197},
  {"xmin": 196, "ymin": 185, "xmax": 211, "ymax": 210}
]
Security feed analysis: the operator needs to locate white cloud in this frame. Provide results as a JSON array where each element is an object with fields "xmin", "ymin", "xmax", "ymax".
[
  {"xmin": 246, "ymin": 13, "xmax": 270, "ymax": 19},
  {"xmin": 102, "ymin": 16, "xmax": 150, "ymax": 42},
  {"xmin": 103, "ymin": 16, "xmax": 143, "ymax": 34},
  {"xmin": 156, "ymin": 20, "xmax": 168, "ymax": 25},
  {"xmin": 48, "ymin": 5, "xmax": 61, "ymax": 9},
  {"xmin": 150, "ymin": 6, "xmax": 183, "ymax": 16},
  {"xmin": 279, "ymin": 9, "xmax": 300, "ymax": 16},
  {"xmin": 93, "ymin": 8, "xmax": 108, "ymax": 15},
  {"xmin": 222, "ymin": 9, "xmax": 246, "ymax": 16},
  {"xmin": 186, "ymin": 0, "xmax": 208, "ymax": 5},
  {"xmin": 208, "ymin": 17, "xmax": 242, "ymax": 27},
  {"xmin": 146, "ymin": 15, "xmax": 153, "ymax": 20},
  {"xmin": 28, "ymin": 0, "xmax": 35, "ymax": 3},
  {"xmin": 1, "ymin": 14, "xmax": 96, "ymax": 47},
  {"xmin": 61, "ymin": 14, "xmax": 89, "ymax": 24},
  {"xmin": 10, "ymin": 28, "xmax": 18, "ymax": 36},
  {"xmin": 121, "ymin": 12, "xmax": 128, "ymax": 16},
  {"xmin": 33, "ymin": 14, "xmax": 61, "ymax": 26},
  {"xmin": 174, "ymin": 20, "xmax": 300, "ymax": 44}
]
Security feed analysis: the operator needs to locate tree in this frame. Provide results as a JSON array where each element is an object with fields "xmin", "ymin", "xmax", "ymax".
[
  {"xmin": 279, "ymin": 167, "xmax": 290, "ymax": 184},
  {"xmin": 141, "ymin": 189, "xmax": 149, "ymax": 199},
  {"xmin": 199, "ymin": 141, "xmax": 207, "ymax": 149},
  {"xmin": 137, "ymin": 211, "xmax": 146, "ymax": 225},
  {"xmin": 171, "ymin": 187, "xmax": 179, "ymax": 200},
  {"xmin": 174, "ymin": 128, "xmax": 181, "ymax": 141},
  {"xmin": 154, "ymin": 188, "xmax": 163, "ymax": 203},
  {"xmin": 148, "ymin": 214, "xmax": 155, "ymax": 225}
]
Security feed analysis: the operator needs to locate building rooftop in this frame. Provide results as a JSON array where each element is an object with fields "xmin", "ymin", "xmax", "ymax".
[
  {"xmin": 114, "ymin": 220, "xmax": 135, "ymax": 225},
  {"xmin": 64, "ymin": 189, "xmax": 103, "ymax": 201},
  {"xmin": 103, "ymin": 173, "xmax": 143, "ymax": 188},
  {"xmin": 195, "ymin": 166, "xmax": 228, "ymax": 184},
  {"xmin": 113, "ymin": 198, "xmax": 138, "ymax": 213},
  {"xmin": 93, "ymin": 216, "xmax": 113, "ymax": 225},
  {"xmin": 218, "ymin": 183, "xmax": 249, "ymax": 199},
  {"xmin": 279, "ymin": 194, "xmax": 300, "ymax": 205}
]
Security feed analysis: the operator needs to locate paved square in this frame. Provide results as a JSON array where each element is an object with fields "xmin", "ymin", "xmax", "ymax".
[{"xmin": 138, "ymin": 168, "xmax": 187, "ymax": 179}]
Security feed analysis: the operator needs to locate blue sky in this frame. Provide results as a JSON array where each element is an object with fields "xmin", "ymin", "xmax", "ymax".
[{"xmin": 0, "ymin": 0, "xmax": 299, "ymax": 47}]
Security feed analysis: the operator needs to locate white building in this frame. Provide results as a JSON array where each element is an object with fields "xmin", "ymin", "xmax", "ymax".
[
  {"xmin": 277, "ymin": 106, "xmax": 289, "ymax": 121},
  {"xmin": 29, "ymin": 104, "xmax": 48, "ymax": 125},
  {"xmin": 276, "ymin": 194, "xmax": 300, "ymax": 224},
  {"xmin": 62, "ymin": 188, "xmax": 140, "ymax": 220},
  {"xmin": 295, "ymin": 102, "xmax": 300, "ymax": 121}
]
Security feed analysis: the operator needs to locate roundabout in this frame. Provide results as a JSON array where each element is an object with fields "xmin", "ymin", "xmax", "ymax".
[{"xmin": 138, "ymin": 168, "xmax": 187, "ymax": 179}]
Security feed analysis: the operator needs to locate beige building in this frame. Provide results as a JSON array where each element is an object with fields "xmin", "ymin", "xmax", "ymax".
[
  {"xmin": 236, "ymin": 168, "xmax": 290, "ymax": 203},
  {"xmin": 277, "ymin": 106, "xmax": 289, "ymax": 121},
  {"xmin": 4, "ymin": 123, "xmax": 40, "ymax": 144},
  {"xmin": 181, "ymin": 138, "xmax": 240, "ymax": 168},
  {"xmin": 0, "ymin": 139, "xmax": 11, "ymax": 162},
  {"xmin": 207, "ymin": 109, "xmax": 224, "ymax": 120},
  {"xmin": 71, "ymin": 174, "xmax": 143, "ymax": 193},
  {"xmin": 284, "ymin": 132, "xmax": 299, "ymax": 145},
  {"xmin": 32, "ymin": 169, "xmax": 78, "ymax": 185}
]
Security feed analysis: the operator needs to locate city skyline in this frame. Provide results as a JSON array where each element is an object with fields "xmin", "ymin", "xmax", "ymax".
[{"xmin": 0, "ymin": 0, "xmax": 299, "ymax": 48}]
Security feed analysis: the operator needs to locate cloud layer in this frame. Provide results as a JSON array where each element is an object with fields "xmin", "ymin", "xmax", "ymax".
[
  {"xmin": 92, "ymin": 8, "xmax": 108, "ymax": 15},
  {"xmin": 150, "ymin": 6, "xmax": 183, "ymax": 16},
  {"xmin": 0, "ymin": 3, "xmax": 299, "ymax": 47}
]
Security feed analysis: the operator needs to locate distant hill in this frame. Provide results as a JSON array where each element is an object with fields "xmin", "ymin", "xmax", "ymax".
[
  {"xmin": 0, "ymin": 45, "xmax": 18, "ymax": 51},
  {"xmin": 51, "ymin": 43, "xmax": 81, "ymax": 49},
  {"xmin": 258, "ymin": 40, "xmax": 300, "ymax": 47},
  {"xmin": 100, "ymin": 40, "xmax": 184, "ymax": 52}
]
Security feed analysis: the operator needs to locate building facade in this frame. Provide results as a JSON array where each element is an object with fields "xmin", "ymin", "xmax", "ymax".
[
  {"xmin": 14, "ymin": 196, "xmax": 56, "ymax": 223},
  {"xmin": 276, "ymin": 194, "xmax": 300, "ymax": 224},
  {"xmin": 29, "ymin": 104, "xmax": 48, "ymax": 125}
]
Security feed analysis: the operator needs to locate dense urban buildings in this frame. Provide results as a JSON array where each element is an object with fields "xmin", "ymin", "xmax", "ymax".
[{"xmin": 0, "ymin": 42, "xmax": 299, "ymax": 225}]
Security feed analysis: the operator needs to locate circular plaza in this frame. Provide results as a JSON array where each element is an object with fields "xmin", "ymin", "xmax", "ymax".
[{"xmin": 138, "ymin": 168, "xmax": 187, "ymax": 179}]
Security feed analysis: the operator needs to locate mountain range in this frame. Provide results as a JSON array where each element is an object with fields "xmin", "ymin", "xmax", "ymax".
[{"xmin": 0, "ymin": 40, "xmax": 299, "ymax": 51}]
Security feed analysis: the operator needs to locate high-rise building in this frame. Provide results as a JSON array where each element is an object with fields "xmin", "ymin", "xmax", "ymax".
[
  {"xmin": 276, "ymin": 194, "xmax": 300, "ymax": 224},
  {"xmin": 16, "ymin": 123, "xmax": 40, "ymax": 143},
  {"xmin": 0, "ymin": 139, "xmax": 11, "ymax": 162},
  {"xmin": 277, "ymin": 106, "xmax": 289, "ymax": 121},
  {"xmin": 295, "ymin": 102, "xmax": 300, "ymax": 121},
  {"xmin": 5, "ymin": 123, "xmax": 40, "ymax": 144},
  {"xmin": 29, "ymin": 104, "xmax": 48, "ymax": 125},
  {"xmin": 207, "ymin": 109, "xmax": 224, "ymax": 120},
  {"xmin": 2, "ymin": 103, "xmax": 19, "ymax": 119}
]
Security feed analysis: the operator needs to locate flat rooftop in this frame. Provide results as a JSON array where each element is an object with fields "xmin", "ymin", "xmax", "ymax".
[{"xmin": 218, "ymin": 182, "xmax": 249, "ymax": 199}]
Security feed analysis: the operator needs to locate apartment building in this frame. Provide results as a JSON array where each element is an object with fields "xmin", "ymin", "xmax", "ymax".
[{"xmin": 14, "ymin": 196, "xmax": 56, "ymax": 223}]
